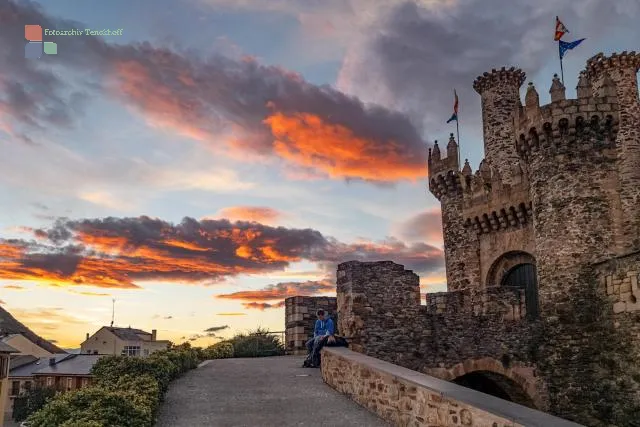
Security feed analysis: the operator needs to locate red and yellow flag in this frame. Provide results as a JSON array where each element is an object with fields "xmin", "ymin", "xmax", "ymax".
[{"xmin": 554, "ymin": 16, "xmax": 569, "ymax": 41}]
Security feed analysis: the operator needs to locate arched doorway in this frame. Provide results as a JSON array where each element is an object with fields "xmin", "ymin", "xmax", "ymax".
[
  {"xmin": 486, "ymin": 251, "xmax": 539, "ymax": 320},
  {"xmin": 452, "ymin": 370, "xmax": 536, "ymax": 408},
  {"xmin": 501, "ymin": 263, "xmax": 539, "ymax": 319}
]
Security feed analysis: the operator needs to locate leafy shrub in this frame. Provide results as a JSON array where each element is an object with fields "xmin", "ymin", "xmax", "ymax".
[
  {"xmin": 228, "ymin": 327, "xmax": 285, "ymax": 358},
  {"xmin": 27, "ymin": 347, "xmax": 202, "ymax": 427},
  {"xmin": 12, "ymin": 386, "xmax": 56, "ymax": 422},
  {"xmin": 26, "ymin": 385, "xmax": 155, "ymax": 427},
  {"xmin": 204, "ymin": 341, "xmax": 234, "ymax": 359}
]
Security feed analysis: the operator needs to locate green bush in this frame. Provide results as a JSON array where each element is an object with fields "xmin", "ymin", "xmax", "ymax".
[
  {"xmin": 228, "ymin": 327, "xmax": 285, "ymax": 358},
  {"xmin": 204, "ymin": 341, "xmax": 234, "ymax": 359},
  {"xmin": 12, "ymin": 386, "xmax": 56, "ymax": 422},
  {"xmin": 26, "ymin": 385, "xmax": 155, "ymax": 427},
  {"xmin": 26, "ymin": 346, "xmax": 203, "ymax": 427}
]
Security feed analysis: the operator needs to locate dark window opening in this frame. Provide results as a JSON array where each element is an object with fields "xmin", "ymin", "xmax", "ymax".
[{"xmin": 501, "ymin": 263, "xmax": 539, "ymax": 320}]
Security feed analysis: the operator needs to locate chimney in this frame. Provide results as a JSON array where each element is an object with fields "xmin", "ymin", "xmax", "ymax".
[
  {"xmin": 49, "ymin": 357, "xmax": 56, "ymax": 366},
  {"xmin": 151, "ymin": 329, "xmax": 157, "ymax": 341},
  {"xmin": 85, "ymin": 333, "xmax": 89, "ymax": 341}
]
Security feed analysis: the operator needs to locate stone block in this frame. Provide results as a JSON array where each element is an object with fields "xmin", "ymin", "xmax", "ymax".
[{"xmin": 613, "ymin": 301, "xmax": 627, "ymax": 313}]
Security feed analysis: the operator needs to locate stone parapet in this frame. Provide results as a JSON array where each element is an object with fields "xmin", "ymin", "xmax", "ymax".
[{"xmin": 321, "ymin": 347, "xmax": 582, "ymax": 427}]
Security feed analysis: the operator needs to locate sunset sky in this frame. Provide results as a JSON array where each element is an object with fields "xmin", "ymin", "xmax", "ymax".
[{"xmin": 1, "ymin": 0, "xmax": 638, "ymax": 348}]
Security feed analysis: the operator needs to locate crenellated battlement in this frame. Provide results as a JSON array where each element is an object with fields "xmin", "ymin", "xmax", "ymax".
[
  {"xmin": 514, "ymin": 72, "xmax": 620, "ymax": 159},
  {"xmin": 473, "ymin": 67, "xmax": 526, "ymax": 94},
  {"xmin": 428, "ymin": 133, "xmax": 463, "ymax": 200},
  {"xmin": 459, "ymin": 159, "xmax": 532, "ymax": 235},
  {"xmin": 515, "ymin": 104, "xmax": 619, "ymax": 158},
  {"xmin": 586, "ymin": 51, "xmax": 640, "ymax": 78}
]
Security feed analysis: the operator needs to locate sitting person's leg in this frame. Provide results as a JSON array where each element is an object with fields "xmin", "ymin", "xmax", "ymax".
[{"xmin": 305, "ymin": 337, "xmax": 315, "ymax": 354}]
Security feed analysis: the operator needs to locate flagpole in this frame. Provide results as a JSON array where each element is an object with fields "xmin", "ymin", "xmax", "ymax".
[
  {"xmin": 559, "ymin": 41, "xmax": 565, "ymax": 85},
  {"xmin": 456, "ymin": 117, "xmax": 461, "ymax": 169}
]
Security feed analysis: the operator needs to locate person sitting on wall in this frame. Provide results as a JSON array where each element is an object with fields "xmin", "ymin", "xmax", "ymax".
[
  {"xmin": 303, "ymin": 310, "xmax": 347, "ymax": 368},
  {"xmin": 306, "ymin": 309, "xmax": 335, "ymax": 355}
]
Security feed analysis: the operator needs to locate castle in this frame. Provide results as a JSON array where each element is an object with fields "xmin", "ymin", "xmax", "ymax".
[{"xmin": 286, "ymin": 51, "xmax": 640, "ymax": 426}]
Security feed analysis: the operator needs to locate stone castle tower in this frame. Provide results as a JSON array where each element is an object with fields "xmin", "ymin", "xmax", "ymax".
[
  {"xmin": 423, "ymin": 51, "xmax": 640, "ymax": 423},
  {"xmin": 288, "ymin": 51, "xmax": 639, "ymax": 426},
  {"xmin": 428, "ymin": 52, "xmax": 639, "ymax": 302}
]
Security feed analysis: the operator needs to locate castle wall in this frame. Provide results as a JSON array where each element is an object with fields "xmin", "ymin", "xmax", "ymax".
[
  {"xmin": 587, "ymin": 52, "xmax": 640, "ymax": 253},
  {"xmin": 284, "ymin": 296, "xmax": 337, "ymax": 355},
  {"xmin": 336, "ymin": 261, "xmax": 545, "ymax": 409}
]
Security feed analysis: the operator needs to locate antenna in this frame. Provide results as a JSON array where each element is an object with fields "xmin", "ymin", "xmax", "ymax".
[{"xmin": 111, "ymin": 298, "xmax": 115, "ymax": 327}]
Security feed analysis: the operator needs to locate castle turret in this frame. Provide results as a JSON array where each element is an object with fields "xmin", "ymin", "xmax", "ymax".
[
  {"xmin": 428, "ymin": 136, "xmax": 480, "ymax": 292},
  {"xmin": 473, "ymin": 67, "xmax": 526, "ymax": 185},
  {"xmin": 549, "ymin": 74, "xmax": 566, "ymax": 102},
  {"xmin": 587, "ymin": 51, "xmax": 640, "ymax": 252}
]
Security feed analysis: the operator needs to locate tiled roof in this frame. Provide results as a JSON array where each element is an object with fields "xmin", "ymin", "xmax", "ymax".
[
  {"xmin": 0, "ymin": 341, "xmax": 18, "ymax": 353},
  {"xmin": 9, "ymin": 355, "xmax": 39, "ymax": 370},
  {"xmin": 34, "ymin": 354, "xmax": 102, "ymax": 376},
  {"xmin": 106, "ymin": 327, "xmax": 151, "ymax": 341}
]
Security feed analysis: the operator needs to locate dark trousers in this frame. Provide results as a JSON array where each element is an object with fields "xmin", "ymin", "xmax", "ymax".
[{"xmin": 306, "ymin": 337, "xmax": 318, "ymax": 353}]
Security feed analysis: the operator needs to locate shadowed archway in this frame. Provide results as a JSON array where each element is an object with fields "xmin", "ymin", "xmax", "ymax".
[{"xmin": 452, "ymin": 370, "xmax": 537, "ymax": 409}]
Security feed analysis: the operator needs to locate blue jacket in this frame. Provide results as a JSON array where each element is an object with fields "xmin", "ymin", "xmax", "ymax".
[{"xmin": 314, "ymin": 317, "xmax": 334, "ymax": 337}]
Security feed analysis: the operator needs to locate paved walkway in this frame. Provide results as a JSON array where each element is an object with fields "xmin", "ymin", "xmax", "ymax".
[{"xmin": 156, "ymin": 356, "xmax": 388, "ymax": 427}]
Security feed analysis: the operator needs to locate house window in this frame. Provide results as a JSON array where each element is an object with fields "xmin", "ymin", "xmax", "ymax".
[
  {"xmin": 11, "ymin": 381, "xmax": 20, "ymax": 396},
  {"xmin": 121, "ymin": 346, "xmax": 141, "ymax": 357},
  {"xmin": 24, "ymin": 381, "xmax": 32, "ymax": 391},
  {"xmin": 66, "ymin": 377, "xmax": 73, "ymax": 390},
  {"xmin": 46, "ymin": 377, "xmax": 54, "ymax": 387},
  {"xmin": 93, "ymin": 350, "xmax": 98, "ymax": 355},
  {"xmin": 0, "ymin": 356, "xmax": 7, "ymax": 379},
  {"xmin": 81, "ymin": 378, "xmax": 89, "ymax": 388}
]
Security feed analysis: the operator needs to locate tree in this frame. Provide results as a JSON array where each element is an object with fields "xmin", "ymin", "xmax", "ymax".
[{"xmin": 12, "ymin": 385, "xmax": 56, "ymax": 422}]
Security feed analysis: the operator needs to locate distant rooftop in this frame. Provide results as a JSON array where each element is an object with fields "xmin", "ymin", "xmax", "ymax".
[
  {"xmin": 0, "ymin": 341, "xmax": 18, "ymax": 353},
  {"xmin": 10, "ymin": 354, "xmax": 102, "ymax": 377},
  {"xmin": 105, "ymin": 326, "xmax": 152, "ymax": 341}
]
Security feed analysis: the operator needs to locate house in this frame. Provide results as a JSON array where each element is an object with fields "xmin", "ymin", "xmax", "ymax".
[
  {"xmin": 5, "ymin": 354, "xmax": 102, "ymax": 419},
  {"xmin": 1, "ymin": 334, "xmax": 52, "ymax": 358},
  {"xmin": 80, "ymin": 326, "xmax": 170, "ymax": 357},
  {"xmin": 0, "ymin": 342, "xmax": 18, "ymax": 427}
]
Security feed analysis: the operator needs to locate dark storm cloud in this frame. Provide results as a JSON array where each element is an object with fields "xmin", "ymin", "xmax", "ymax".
[
  {"xmin": 204, "ymin": 325, "xmax": 230, "ymax": 333},
  {"xmin": 340, "ymin": 0, "xmax": 640, "ymax": 136}
]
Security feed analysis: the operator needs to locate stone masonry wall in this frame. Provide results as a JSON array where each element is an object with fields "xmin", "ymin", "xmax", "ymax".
[
  {"xmin": 284, "ymin": 296, "xmax": 336, "ymax": 355},
  {"xmin": 587, "ymin": 53, "xmax": 640, "ymax": 253},
  {"xmin": 337, "ymin": 261, "xmax": 544, "ymax": 408},
  {"xmin": 321, "ymin": 348, "xmax": 581, "ymax": 427}
]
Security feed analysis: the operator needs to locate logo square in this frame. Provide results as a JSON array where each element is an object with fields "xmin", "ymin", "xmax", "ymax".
[
  {"xmin": 24, "ymin": 25, "xmax": 43, "ymax": 41},
  {"xmin": 25, "ymin": 42, "xmax": 43, "ymax": 59},
  {"xmin": 43, "ymin": 42, "xmax": 57, "ymax": 55}
]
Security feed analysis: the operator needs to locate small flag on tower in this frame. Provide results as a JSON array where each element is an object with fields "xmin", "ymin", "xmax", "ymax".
[
  {"xmin": 554, "ymin": 16, "xmax": 569, "ymax": 41},
  {"xmin": 559, "ymin": 38, "xmax": 586, "ymax": 59},
  {"xmin": 446, "ymin": 90, "xmax": 458, "ymax": 123}
]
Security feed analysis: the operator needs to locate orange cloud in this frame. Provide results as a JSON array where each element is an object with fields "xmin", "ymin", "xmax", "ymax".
[
  {"xmin": 243, "ymin": 301, "xmax": 285, "ymax": 310},
  {"xmin": 217, "ymin": 312, "xmax": 247, "ymax": 316},
  {"xmin": 216, "ymin": 280, "xmax": 334, "ymax": 309},
  {"xmin": 215, "ymin": 206, "xmax": 283, "ymax": 224},
  {"xmin": 1, "ymin": 216, "xmax": 444, "ymax": 291},
  {"xmin": 3, "ymin": 284, "xmax": 25, "ymax": 290},
  {"xmin": 264, "ymin": 112, "xmax": 426, "ymax": 182}
]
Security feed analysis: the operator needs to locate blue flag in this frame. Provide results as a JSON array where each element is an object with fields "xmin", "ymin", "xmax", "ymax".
[
  {"xmin": 559, "ymin": 38, "xmax": 585, "ymax": 59},
  {"xmin": 446, "ymin": 90, "xmax": 458, "ymax": 123}
]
